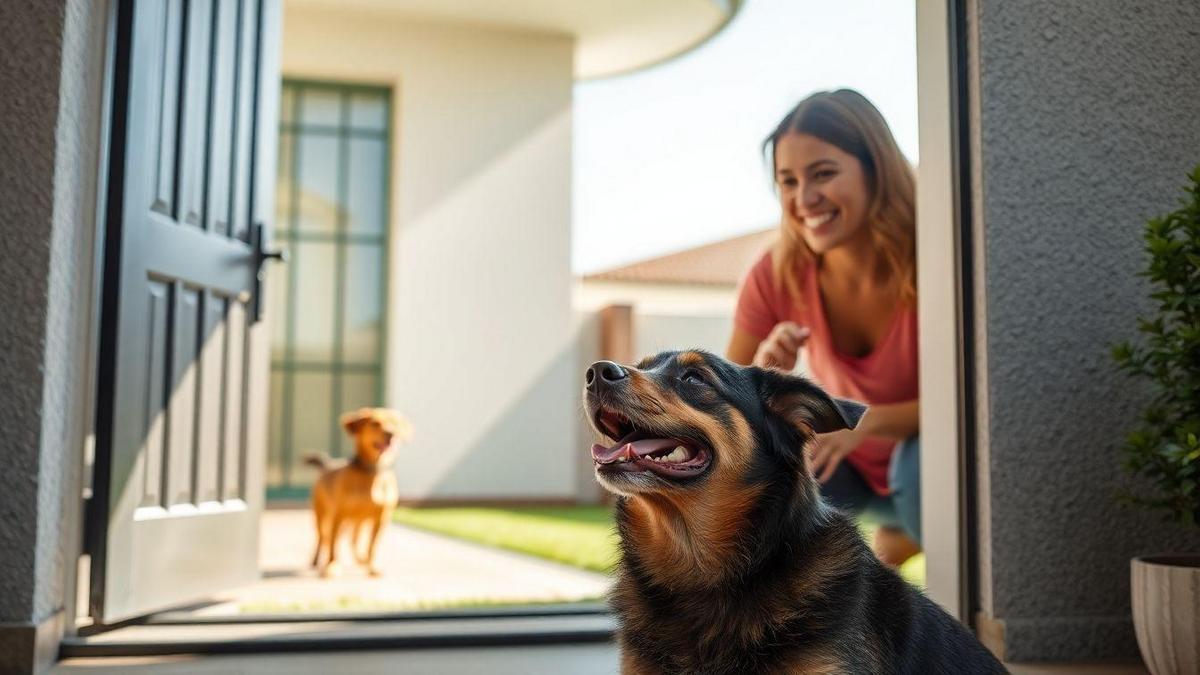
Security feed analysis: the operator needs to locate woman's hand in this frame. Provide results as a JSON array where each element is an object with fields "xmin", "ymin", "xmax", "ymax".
[
  {"xmin": 752, "ymin": 322, "xmax": 810, "ymax": 371},
  {"xmin": 808, "ymin": 425, "xmax": 867, "ymax": 483}
]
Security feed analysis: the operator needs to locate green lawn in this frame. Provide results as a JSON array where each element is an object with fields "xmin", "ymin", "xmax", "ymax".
[
  {"xmin": 861, "ymin": 518, "xmax": 926, "ymax": 587},
  {"xmin": 393, "ymin": 505, "xmax": 925, "ymax": 586},
  {"xmin": 902, "ymin": 548, "xmax": 926, "ymax": 586},
  {"xmin": 393, "ymin": 506, "xmax": 621, "ymax": 573}
]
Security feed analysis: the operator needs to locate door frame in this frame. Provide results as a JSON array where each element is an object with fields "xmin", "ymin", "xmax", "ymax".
[
  {"xmin": 62, "ymin": 0, "xmax": 120, "ymax": 638},
  {"xmin": 915, "ymin": 0, "xmax": 978, "ymax": 623},
  {"xmin": 56, "ymin": 0, "xmax": 981, "ymax": 650}
]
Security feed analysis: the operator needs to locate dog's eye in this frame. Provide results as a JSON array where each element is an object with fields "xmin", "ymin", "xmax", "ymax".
[{"xmin": 681, "ymin": 371, "xmax": 707, "ymax": 386}]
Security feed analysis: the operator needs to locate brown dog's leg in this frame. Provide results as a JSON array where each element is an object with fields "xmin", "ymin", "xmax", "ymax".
[
  {"xmin": 353, "ymin": 520, "xmax": 370, "ymax": 565},
  {"xmin": 363, "ymin": 512, "xmax": 389, "ymax": 576},
  {"xmin": 322, "ymin": 514, "xmax": 345, "ymax": 577},
  {"xmin": 311, "ymin": 496, "xmax": 328, "ymax": 570}
]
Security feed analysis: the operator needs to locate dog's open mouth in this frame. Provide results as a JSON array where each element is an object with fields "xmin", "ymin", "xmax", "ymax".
[{"xmin": 590, "ymin": 407, "xmax": 710, "ymax": 479}]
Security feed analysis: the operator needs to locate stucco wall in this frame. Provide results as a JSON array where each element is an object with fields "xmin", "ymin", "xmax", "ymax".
[
  {"xmin": 282, "ymin": 6, "xmax": 576, "ymax": 500},
  {"xmin": 635, "ymin": 312, "xmax": 731, "ymax": 361},
  {"xmin": 0, "ymin": 0, "xmax": 106, "ymax": 669},
  {"xmin": 0, "ymin": 0, "xmax": 64, "ymax": 626},
  {"xmin": 969, "ymin": 0, "xmax": 1200, "ymax": 660}
]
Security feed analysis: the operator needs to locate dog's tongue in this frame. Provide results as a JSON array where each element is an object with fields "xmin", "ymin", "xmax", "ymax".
[{"xmin": 591, "ymin": 437, "xmax": 678, "ymax": 464}]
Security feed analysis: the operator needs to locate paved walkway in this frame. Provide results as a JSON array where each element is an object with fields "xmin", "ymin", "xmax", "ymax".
[
  {"xmin": 55, "ymin": 649, "xmax": 1150, "ymax": 675},
  {"xmin": 183, "ymin": 508, "xmax": 611, "ymax": 616}
]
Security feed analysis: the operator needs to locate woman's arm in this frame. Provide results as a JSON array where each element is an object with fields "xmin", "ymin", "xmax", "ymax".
[
  {"xmin": 726, "ymin": 327, "xmax": 763, "ymax": 366},
  {"xmin": 856, "ymin": 398, "xmax": 919, "ymax": 440}
]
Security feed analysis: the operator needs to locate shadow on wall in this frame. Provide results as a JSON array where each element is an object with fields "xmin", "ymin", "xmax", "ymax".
[
  {"xmin": 411, "ymin": 322, "xmax": 597, "ymax": 503},
  {"xmin": 400, "ymin": 106, "xmax": 575, "ymax": 236},
  {"xmin": 575, "ymin": 312, "xmax": 604, "ymax": 504}
]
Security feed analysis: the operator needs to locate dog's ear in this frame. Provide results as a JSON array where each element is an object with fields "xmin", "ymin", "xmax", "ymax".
[
  {"xmin": 381, "ymin": 409, "xmax": 414, "ymax": 443},
  {"xmin": 757, "ymin": 368, "xmax": 866, "ymax": 434},
  {"xmin": 340, "ymin": 408, "xmax": 374, "ymax": 435}
]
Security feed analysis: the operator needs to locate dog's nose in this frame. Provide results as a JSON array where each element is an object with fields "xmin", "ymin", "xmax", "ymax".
[{"xmin": 586, "ymin": 360, "xmax": 628, "ymax": 392}]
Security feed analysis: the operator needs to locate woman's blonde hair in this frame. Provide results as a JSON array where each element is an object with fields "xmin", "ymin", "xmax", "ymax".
[{"xmin": 763, "ymin": 89, "xmax": 916, "ymax": 306}]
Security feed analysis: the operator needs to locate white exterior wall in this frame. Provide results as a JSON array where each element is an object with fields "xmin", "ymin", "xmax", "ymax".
[
  {"xmin": 283, "ymin": 6, "xmax": 576, "ymax": 501},
  {"xmin": 634, "ymin": 313, "xmax": 731, "ymax": 361}
]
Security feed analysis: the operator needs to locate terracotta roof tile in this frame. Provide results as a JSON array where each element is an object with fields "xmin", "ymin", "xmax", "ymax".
[{"xmin": 583, "ymin": 227, "xmax": 777, "ymax": 286}]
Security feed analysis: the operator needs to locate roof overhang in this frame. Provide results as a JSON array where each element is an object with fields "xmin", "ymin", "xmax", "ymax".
[{"xmin": 285, "ymin": 0, "xmax": 742, "ymax": 80}]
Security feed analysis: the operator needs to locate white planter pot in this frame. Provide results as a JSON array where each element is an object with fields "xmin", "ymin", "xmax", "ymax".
[{"xmin": 1131, "ymin": 554, "xmax": 1200, "ymax": 675}]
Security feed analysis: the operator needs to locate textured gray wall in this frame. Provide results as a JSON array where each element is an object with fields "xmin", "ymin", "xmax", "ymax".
[
  {"xmin": 0, "ymin": 2, "xmax": 104, "ymax": 672},
  {"xmin": 0, "ymin": 0, "xmax": 68, "ymax": 625},
  {"xmin": 970, "ymin": 0, "xmax": 1200, "ymax": 661},
  {"xmin": 38, "ymin": 0, "xmax": 106, "ymax": 626}
]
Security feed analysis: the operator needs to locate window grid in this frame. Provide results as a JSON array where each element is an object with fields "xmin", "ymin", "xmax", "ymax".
[{"xmin": 269, "ymin": 79, "xmax": 391, "ymax": 497}]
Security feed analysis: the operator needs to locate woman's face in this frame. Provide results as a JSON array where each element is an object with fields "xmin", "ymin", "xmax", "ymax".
[{"xmin": 773, "ymin": 132, "xmax": 872, "ymax": 254}]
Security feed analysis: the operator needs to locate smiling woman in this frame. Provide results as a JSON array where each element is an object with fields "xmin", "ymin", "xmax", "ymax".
[{"xmin": 727, "ymin": 89, "xmax": 922, "ymax": 570}]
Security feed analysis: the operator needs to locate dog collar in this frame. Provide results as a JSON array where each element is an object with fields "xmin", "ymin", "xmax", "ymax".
[{"xmin": 350, "ymin": 455, "xmax": 385, "ymax": 473}]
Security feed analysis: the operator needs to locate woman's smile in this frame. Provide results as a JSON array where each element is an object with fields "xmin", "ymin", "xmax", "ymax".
[{"xmin": 803, "ymin": 210, "xmax": 838, "ymax": 230}]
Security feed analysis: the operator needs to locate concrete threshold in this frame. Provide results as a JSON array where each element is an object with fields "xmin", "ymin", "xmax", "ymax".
[{"xmin": 61, "ymin": 612, "xmax": 616, "ymax": 658}]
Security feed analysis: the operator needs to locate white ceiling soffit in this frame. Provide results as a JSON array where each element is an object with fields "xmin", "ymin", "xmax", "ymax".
[{"xmin": 286, "ymin": 0, "xmax": 741, "ymax": 80}]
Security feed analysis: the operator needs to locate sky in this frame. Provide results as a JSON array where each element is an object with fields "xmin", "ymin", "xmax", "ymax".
[{"xmin": 571, "ymin": 0, "xmax": 918, "ymax": 275}]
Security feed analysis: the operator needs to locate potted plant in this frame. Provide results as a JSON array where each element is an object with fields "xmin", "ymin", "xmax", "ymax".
[{"xmin": 1111, "ymin": 165, "xmax": 1200, "ymax": 675}]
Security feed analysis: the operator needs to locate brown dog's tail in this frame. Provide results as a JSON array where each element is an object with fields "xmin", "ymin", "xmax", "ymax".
[{"xmin": 303, "ymin": 453, "xmax": 333, "ymax": 473}]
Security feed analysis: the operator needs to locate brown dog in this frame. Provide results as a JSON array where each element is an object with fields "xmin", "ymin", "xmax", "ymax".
[{"xmin": 306, "ymin": 407, "xmax": 412, "ymax": 577}]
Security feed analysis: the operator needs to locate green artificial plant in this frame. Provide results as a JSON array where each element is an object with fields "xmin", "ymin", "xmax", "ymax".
[{"xmin": 1112, "ymin": 165, "xmax": 1200, "ymax": 526}]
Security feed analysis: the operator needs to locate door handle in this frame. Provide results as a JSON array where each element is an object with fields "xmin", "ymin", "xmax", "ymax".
[
  {"xmin": 254, "ymin": 222, "xmax": 288, "ymax": 267},
  {"xmin": 251, "ymin": 222, "xmax": 286, "ymax": 323},
  {"xmin": 259, "ymin": 248, "xmax": 287, "ymax": 263}
]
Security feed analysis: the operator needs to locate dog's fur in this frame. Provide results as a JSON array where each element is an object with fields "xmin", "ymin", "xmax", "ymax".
[
  {"xmin": 307, "ymin": 407, "xmax": 411, "ymax": 577},
  {"xmin": 584, "ymin": 350, "xmax": 1005, "ymax": 674}
]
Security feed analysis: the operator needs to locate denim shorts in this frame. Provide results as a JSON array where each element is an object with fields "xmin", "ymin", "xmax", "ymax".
[{"xmin": 818, "ymin": 435, "xmax": 921, "ymax": 544}]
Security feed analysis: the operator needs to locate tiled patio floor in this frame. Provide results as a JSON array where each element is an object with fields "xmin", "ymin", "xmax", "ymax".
[
  {"xmin": 178, "ymin": 508, "xmax": 611, "ymax": 616},
  {"xmin": 55, "ymin": 646, "xmax": 1150, "ymax": 674}
]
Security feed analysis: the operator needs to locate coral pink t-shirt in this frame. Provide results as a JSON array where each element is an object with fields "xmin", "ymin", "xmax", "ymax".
[{"xmin": 734, "ymin": 251, "xmax": 918, "ymax": 496}]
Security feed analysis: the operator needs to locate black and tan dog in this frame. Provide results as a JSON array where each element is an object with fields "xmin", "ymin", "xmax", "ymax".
[{"xmin": 584, "ymin": 350, "xmax": 1005, "ymax": 674}]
